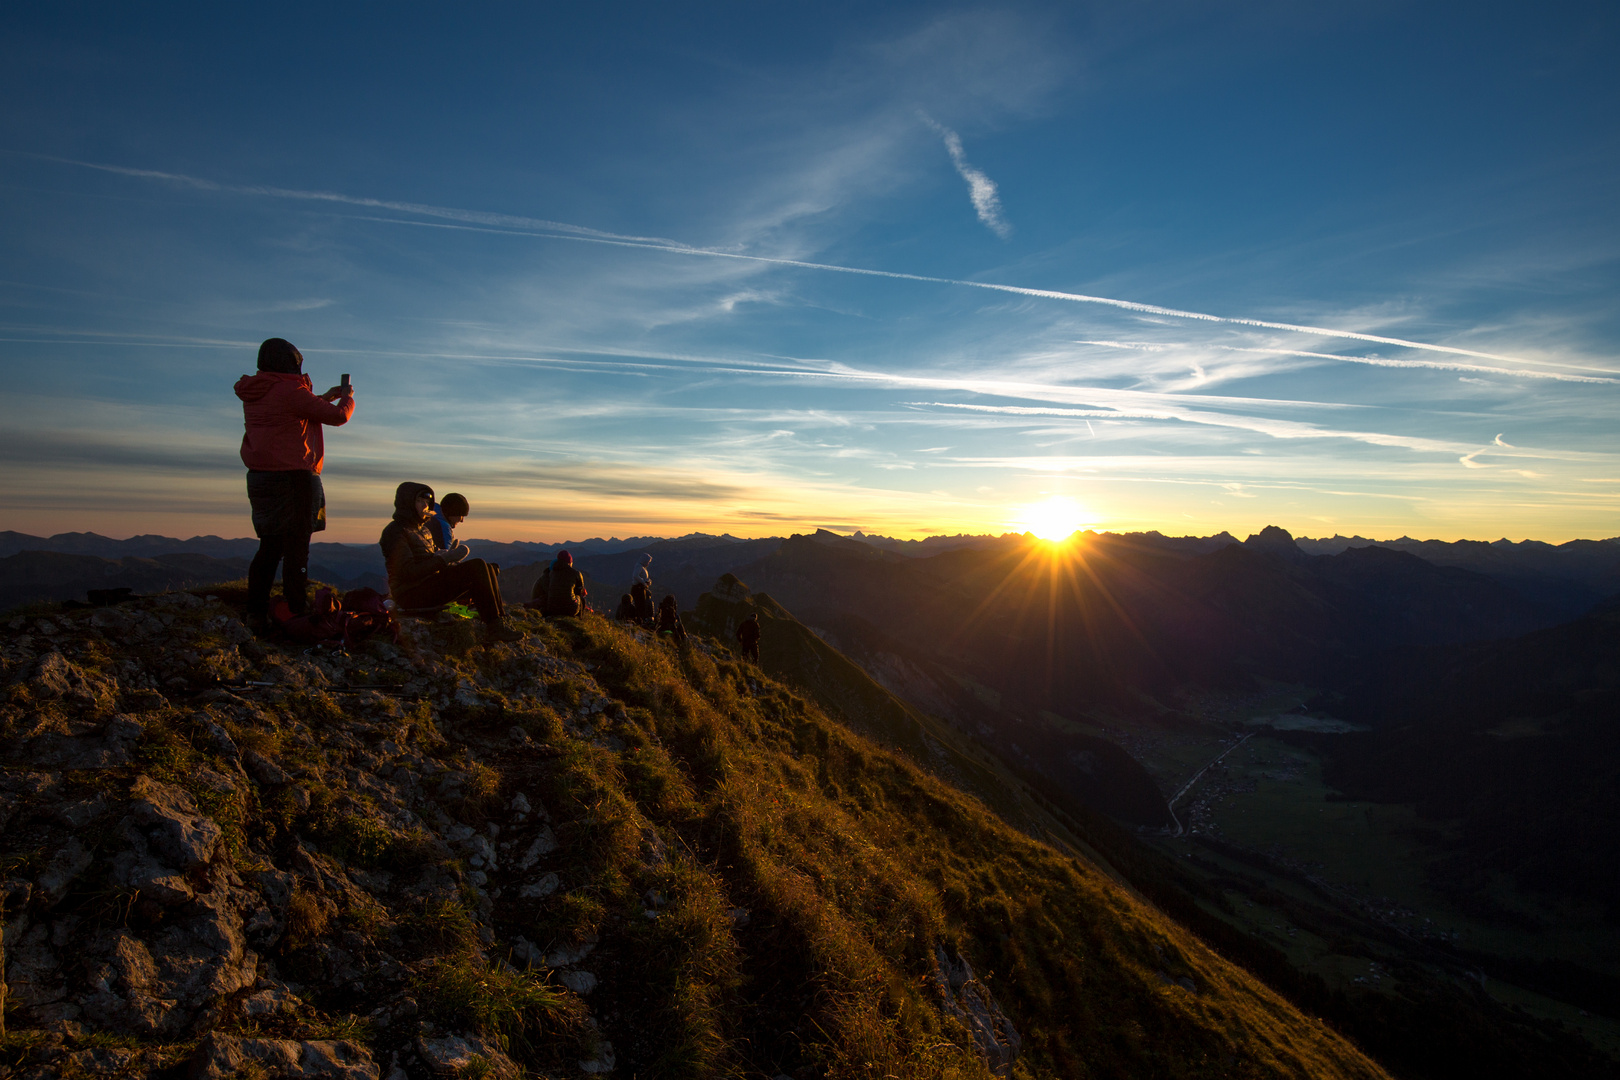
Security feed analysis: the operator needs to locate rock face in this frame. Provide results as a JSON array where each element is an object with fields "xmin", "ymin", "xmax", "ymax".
[
  {"xmin": 191, "ymin": 1033, "xmax": 379, "ymax": 1079},
  {"xmin": 931, "ymin": 944, "xmax": 1022, "ymax": 1077}
]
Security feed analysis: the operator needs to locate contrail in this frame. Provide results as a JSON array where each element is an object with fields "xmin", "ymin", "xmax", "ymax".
[
  {"xmin": 1073, "ymin": 340, "xmax": 1619, "ymax": 385},
  {"xmin": 8, "ymin": 150, "xmax": 688, "ymax": 247},
  {"xmin": 19, "ymin": 151, "xmax": 1609, "ymax": 375}
]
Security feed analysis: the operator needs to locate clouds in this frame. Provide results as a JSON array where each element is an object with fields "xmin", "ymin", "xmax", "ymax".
[
  {"xmin": 2, "ymin": 5, "xmax": 1618, "ymax": 543},
  {"xmin": 921, "ymin": 115, "xmax": 1011, "ymax": 237}
]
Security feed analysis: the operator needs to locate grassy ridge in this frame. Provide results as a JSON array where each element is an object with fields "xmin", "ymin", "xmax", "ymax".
[{"xmin": 537, "ymin": 610, "xmax": 1387, "ymax": 1078}]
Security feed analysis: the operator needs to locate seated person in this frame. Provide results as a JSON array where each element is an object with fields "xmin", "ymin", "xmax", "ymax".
[
  {"xmin": 380, "ymin": 482, "xmax": 521, "ymax": 642},
  {"xmin": 531, "ymin": 550, "xmax": 588, "ymax": 617},
  {"xmin": 428, "ymin": 492, "xmax": 471, "ymax": 561},
  {"xmin": 630, "ymin": 579, "xmax": 655, "ymax": 625},
  {"xmin": 655, "ymin": 594, "xmax": 688, "ymax": 645},
  {"xmin": 614, "ymin": 593, "xmax": 637, "ymax": 622}
]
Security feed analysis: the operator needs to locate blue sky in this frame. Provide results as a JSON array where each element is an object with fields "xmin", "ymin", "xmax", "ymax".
[{"xmin": 2, "ymin": 2, "xmax": 1617, "ymax": 543}]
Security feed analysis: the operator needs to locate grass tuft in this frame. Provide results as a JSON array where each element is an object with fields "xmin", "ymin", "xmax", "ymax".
[{"xmin": 413, "ymin": 955, "xmax": 586, "ymax": 1058}]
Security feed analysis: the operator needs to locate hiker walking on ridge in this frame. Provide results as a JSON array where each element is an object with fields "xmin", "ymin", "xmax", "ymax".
[
  {"xmin": 380, "ymin": 482, "xmax": 522, "ymax": 643},
  {"xmin": 235, "ymin": 337, "xmax": 354, "ymax": 633},
  {"xmin": 737, "ymin": 612, "xmax": 761, "ymax": 663}
]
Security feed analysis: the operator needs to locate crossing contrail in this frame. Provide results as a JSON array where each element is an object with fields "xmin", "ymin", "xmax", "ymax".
[{"xmin": 19, "ymin": 150, "xmax": 1612, "ymax": 377}]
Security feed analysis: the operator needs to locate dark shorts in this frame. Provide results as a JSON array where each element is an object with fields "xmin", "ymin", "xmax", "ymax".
[{"xmin": 246, "ymin": 470, "xmax": 326, "ymax": 539}]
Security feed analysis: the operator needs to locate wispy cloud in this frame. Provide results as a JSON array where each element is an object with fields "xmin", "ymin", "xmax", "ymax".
[
  {"xmin": 36, "ymin": 152, "xmax": 1587, "ymax": 377},
  {"xmin": 919, "ymin": 114, "xmax": 1011, "ymax": 237}
]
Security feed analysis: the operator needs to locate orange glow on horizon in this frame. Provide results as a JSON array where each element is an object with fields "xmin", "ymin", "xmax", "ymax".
[{"xmin": 1011, "ymin": 496, "xmax": 1093, "ymax": 543}]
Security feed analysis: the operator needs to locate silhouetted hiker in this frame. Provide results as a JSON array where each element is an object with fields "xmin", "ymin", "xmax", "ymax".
[
  {"xmin": 737, "ymin": 612, "xmax": 761, "ymax": 663},
  {"xmin": 235, "ymin": 337, "xmax": 354, "ymax": 632},
  {"xmin": 428, "ymin": 492, "xmax": 471, "ymax": 559},
  {"xmin": 655, "ymin": 594, "xmax": 688, "ymax": 645},
  {"xmin": 630, "ymin": 579, "xmax": 655, "ymax": 626},
  {"xmin": 533, "ymin": 550, "xmax": 588, "ymax": 617},
  {"xmin": 380, "ymin": 482, "xmax": 521, "ymax": 642},
  {"xmin": 634, "ymin": 553, "xmax": 653, "ymax": 589},
  {"xmin": 614, "ymin": 593, "xmax": 637, "ymax": 622}
]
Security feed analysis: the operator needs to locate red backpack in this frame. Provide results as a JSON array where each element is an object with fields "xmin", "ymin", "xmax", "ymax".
[{"xmin": 272, "ymin": 587, "xmax": 396, "ymax": 649}]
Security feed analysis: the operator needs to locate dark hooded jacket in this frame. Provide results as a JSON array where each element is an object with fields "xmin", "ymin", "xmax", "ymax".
[
  {"xmin": 379, "ymin": 482, "xmax": 445, "ymax": 595},
  {"xmin": 540, "ymin": 555, "xmax": 587, "ymax": 617}
]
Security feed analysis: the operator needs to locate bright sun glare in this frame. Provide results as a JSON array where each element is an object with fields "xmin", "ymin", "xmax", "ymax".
[{"xmin": 1015, "ymin": 496, "xmax": 1089, "ymax": 542}]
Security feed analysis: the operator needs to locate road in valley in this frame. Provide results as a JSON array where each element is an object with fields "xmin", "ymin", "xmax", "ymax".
[{"xmin": 1165, "ymin": 732, "xmax": 1253, "ymax": 837}]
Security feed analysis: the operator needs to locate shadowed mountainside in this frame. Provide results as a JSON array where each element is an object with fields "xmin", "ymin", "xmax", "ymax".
[
  {"xmin": 1321, "ymin": 595, "xmax": 1620, "ymax": 918},
  {"xmin": 685, "ymin": 575, "xmax": 1171, "ymax": 828}
]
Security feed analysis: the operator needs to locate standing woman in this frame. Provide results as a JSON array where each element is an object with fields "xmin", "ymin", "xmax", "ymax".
[{"xmin": 235, "ymin": 337, "xmax": 354, "ymax": 632}]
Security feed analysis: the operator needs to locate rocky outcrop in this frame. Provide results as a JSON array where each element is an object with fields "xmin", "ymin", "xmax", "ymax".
[
  {"xmin": 931, "ymin": 944, "xmax": 1022, "ymax": 1077},
  {"xmin": 190, "ymin": 1033, "xmax": 378, "ymax": 1079}
]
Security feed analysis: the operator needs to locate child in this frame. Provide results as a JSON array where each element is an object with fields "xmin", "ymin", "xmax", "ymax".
[{"xmin": 428, "ymin": 492, "xmax": 471, "ymax": 563}]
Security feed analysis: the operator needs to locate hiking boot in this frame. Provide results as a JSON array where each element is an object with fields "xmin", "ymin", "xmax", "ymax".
[
  {"xmin": 482, "ymin": 622, "xmax": 524, "ymax": 644},
  {"xmin": 246, "ymin": 612, "xmax": 271, "ymax": 637}
]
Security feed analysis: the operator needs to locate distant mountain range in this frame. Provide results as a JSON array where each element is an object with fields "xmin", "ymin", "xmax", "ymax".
[{"xmin": 8, "ymin": 525, "xmax": 1614, "ymax": 615}]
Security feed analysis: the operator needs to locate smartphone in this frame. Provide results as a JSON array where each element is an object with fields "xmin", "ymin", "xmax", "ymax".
[{"xmin": 340, "ymin": 373, "xmax": 351, "ymax": 391}]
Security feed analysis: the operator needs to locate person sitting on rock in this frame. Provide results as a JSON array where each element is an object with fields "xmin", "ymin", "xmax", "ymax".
[
  {"xmin": 614, "ymin": 593, "xmax": 637, "ymax": 622},
  {"xmin": 533, "ymin": 550, "xmax": 588, "ymax": 617},
  {"xmin": 427, "ymin": 492, "xmax": 471, "ymax": 561},
  {"xmin": 380, "ymin": 482, "xmax": 521, "ymax": 642},
  {"xmin": 655, "ymin": 594, "xmax": 688, "ymax": 645},
  {"xmin": 736, "ymin": 612, "xmax": 761, "ymax": 663}
]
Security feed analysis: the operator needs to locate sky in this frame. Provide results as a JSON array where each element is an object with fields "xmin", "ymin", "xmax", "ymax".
[{"xmin": 1, "ymin": 2, "xmax": 1617, "ymax": 544}]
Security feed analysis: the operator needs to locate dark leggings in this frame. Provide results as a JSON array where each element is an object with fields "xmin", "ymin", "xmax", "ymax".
[
  {"xmin": 246, "ymin": 470, "xmax": 319, "ymax": 616},
  {"xmin": 395, "ymin": 559, "xmax": 506, "ymax": 623},
  {"xmin": 249, "ymin": 530, "xmax": 312, "ymax": 616}
]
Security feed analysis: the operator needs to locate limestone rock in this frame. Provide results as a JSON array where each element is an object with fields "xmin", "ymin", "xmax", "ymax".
[
  {"xmin": 130, "ymin": 776, "xmax": 221, "ymax": 869},
  {"xmin": 29, "ymin": 652, "xmax": 116, "ymax": 711},
  {"xmin": 245, "ymin": 749, "xmax": 294, "ymax": 786},
  {"xmin": 35, "ymin": 838, "xmax": 92, "ymax": 907},
  {"xmin": 518, "ymin": 872, "xmax": 559, "ymax": 899},
  {"xmin": 518, "ymin": 826, "xmax": 559, "ymax": 869},
  {"xmin": 416, "ymin": 1034, "xmax": 519, "ymax": 1079},
  {"xmin": 931, "ymin": 944, "xmax": 1021, "ymax": 1077},
  {"xmin": 190, "ymin": 1032, "xmax": 378, "ymax": 1079},
  {"xmin": 5, "ymin": 923, "xmax": 67, "ymax": 1018},
  {"xmin": 83, "ymin": 889, "xmax": 258, "ymax": 1034},
  {"xmin": 558, "ymin": 969, "xmax": 598, "ymax": 995}
]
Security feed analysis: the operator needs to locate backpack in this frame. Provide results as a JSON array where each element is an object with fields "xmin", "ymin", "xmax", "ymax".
[
  {"xmin": 272, "ymin": 587, "xmax": 348, "ymax": 646},
  {"xmin": 272, "ymin": 587, "xmax": 396, "ymax": 649},
  {"xmin": 342, "ymin": 587, "xmax": 398, "ymax": 648}
]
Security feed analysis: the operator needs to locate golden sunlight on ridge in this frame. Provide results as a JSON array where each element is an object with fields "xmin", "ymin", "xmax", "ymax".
[{"xmin": 1011, "ymin": 495, "xmax": 1092, "ymax": 542}]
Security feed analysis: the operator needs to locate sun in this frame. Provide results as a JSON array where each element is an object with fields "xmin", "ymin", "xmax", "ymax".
[{"xmin": 1014, "ymin": 496, "xmax": 1090, "ymax": 542}]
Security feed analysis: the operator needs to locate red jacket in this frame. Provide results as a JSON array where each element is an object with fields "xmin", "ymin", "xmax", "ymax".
[{"xmin": 234, "ymin": 372, "xmax": 354, "ymax": 473}]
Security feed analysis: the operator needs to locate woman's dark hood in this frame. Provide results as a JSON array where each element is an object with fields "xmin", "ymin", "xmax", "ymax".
[
  {"xmin": 257, "ymin": 337, "xmax": 304, "ymax": 374},
  {"xmin": 392, "ymin": 482, "xmax": 434, "ymax": 524}
]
